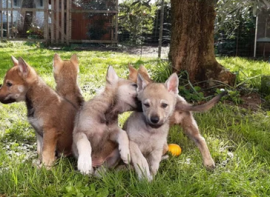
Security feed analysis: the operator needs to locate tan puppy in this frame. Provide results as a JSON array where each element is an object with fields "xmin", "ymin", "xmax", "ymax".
[
  {"xmin": 124, "ymin": 73, "xmax": 179, "ymax": 181},
  {"xmin": 73, "ymin": 66, "xmax": 139, "ymax": 175},
  {"xmin": 128, "ymin": 65, "xmax": 226, "ymax": 170},
  {"xmin": 0, "ymin": 57, "xmax": 77, "ymax": 167},
  {"xmin": 53, "ymin": 54, "xmax": 84, "ymax": 108}
]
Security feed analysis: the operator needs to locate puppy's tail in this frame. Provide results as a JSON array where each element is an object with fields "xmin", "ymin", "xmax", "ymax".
[{"xmin": 175, "ymin": 91, "xmax": 228, "ymax": 112}]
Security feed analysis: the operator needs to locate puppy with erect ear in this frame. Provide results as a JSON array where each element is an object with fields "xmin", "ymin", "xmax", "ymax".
[
  {"xmin": 128, "ymin": 64, "xmax": 138, "ymax": 83},
  {"xmin": 53, "ymin": 53, "xmax": 84, "ymax": 108},
  {"xmin": 127, "ymin": 65, "xmax": 227, "ymax": 170},
  {"xmin": 72, "ymin": 66, "xmax": 140, "ymax": 176},
  {"xmin": 11, "ymin": 56, "xmax": 19, "ymax": 66},
  {"xmin": 128, "ymin": 64, "xmax": 152, "ymax": 83},
  {"xmin": 123, "ymin": 72, "xmax": 179, "ymax": 181},
  {"xmin": 0, "ymin": 56, "xmax": 77, "ymax": 168}
]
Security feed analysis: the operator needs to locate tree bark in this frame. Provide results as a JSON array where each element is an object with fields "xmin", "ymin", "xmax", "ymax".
[{"xmin": 169, "ymin": 0, "xmax": 235, "ymax": 86}]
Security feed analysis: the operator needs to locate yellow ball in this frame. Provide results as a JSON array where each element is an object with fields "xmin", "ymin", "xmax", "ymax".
[{"xmin": 168, "ymin": 144, "xmax": 182, "ymax": 156}]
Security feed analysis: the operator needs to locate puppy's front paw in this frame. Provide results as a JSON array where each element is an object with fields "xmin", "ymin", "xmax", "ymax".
[
  {"xmin": 120, "ymin": 149, "xmax": 130, "ymax": 164},
  {"xmin": 32, "ymin": 159, "xmax": 41, "ymax": 167},
  {"xmin": 78, "ymin": 155, "xmax": 93, "ymax": 175},
  {"xmin": 138, "ymin": 173, "xmax": 153, "ymax": 182},
  {"xmin": 32, "ymin": 159, "xmax": 53, "ymax": 170}
]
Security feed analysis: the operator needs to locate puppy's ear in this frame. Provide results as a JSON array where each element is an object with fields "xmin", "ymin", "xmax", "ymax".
[
  {"xmin": 106, "ymin": 66, "xmax": 119, "ymax": 85},
  {"xmin": 70, "ymin": 54, "xmax": 79, "ymax": 65},
  {"xmin": 18, "ymin": 58, "xmax": 29, "ymax": 78},
  {"xmin": 137, "ymin": 74, "xmax": 149, "ymax": 91},
  {"xmin": 53, "ymin": 53, "xmax": 62, "ymax": 63},
  {"xmin": 53, "ymin": 54, "xmax": 63, "ymax": 74},
  {"xmin": 11, "ymin": 56, "xmax": 19, "ymax": 66},
  {"xmin": 128, "ymin": 64, "xmax": 138, "ymax": 83},
  {"xmin": 165, "ymin": 73, "xmax": 179, "ymax": 95},
  {"xmin": 138, "ymin": 65, "xmax": 152, "ymax": 83}
]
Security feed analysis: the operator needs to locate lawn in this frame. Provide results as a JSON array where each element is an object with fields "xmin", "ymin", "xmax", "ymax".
[{"xmin": 0, "ymin": 42, "xmax": 269, "ymax": 197}]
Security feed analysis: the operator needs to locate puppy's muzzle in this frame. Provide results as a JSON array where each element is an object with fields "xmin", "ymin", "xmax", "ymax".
[
  {"xmin": 0, "ymin": 97, "xmax": 16, "ymax": 104},
  {"xmin": 148, "ymin": 115, "xmax": 164, "ymax": 128},
  {"xmin": 150, "ymin": 115, "xmax": 159, "ymax": 124}
]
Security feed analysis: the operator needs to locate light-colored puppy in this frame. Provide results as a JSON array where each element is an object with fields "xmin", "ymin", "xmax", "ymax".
[
  {"xmin": 73, "ymin": 66, "xmax": 139, "ymax": 175},
  {"xmin": 123, "ymin": 73, "xmax": 179, "ymax": 181},
  {"xmin": 128, "ymin": 65, "xmax": 227, "ymax": 170}
]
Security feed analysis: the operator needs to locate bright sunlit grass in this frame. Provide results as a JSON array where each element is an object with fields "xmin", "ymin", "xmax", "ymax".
[{"xmin": 0, "ymin": 42, "xmax": 269, "ymax": 196}]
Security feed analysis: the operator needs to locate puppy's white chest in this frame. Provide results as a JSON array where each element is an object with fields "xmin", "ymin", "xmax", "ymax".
[{"xmin": 28, "ymin": 117, "xmax": 44, "ymax": 136}]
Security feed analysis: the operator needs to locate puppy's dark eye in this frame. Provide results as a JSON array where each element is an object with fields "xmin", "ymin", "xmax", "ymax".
[
  {"xmin": 132, "ymin": 83, "xmax": 137, "ymax": 88},
  {"xmin": 6, "ymin": 82, "xmax": 13, "ymax": 87},
  {"xmin": 144, "ymin": 103, "xmax": 150, "ymax": 108},
  {"xmin": 161, "ymin": 103, "xmax": 168, "ymax": 108}
]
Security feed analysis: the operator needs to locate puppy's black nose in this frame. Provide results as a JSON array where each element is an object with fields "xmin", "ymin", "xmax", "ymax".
[
  {"xmin": 150, "ymin": 115, "xmax": 159, "ymax": 124},
  {"xmin": 0, "ymin": 84, "xmax": 2, "ymax": 88}
]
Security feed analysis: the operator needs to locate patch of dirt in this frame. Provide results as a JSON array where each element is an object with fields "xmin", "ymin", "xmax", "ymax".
[
  {"xmin": 121, "ymin": 45, "xmax": 170, "ymax": 58},
  {"xmin": 68, "ymin": 44, "xmax": 170, "ymax": 59},
  {"xmin": 228, "ymin": 92, "xmax": 263, "ymax": 111},
  {"xmin": 240, "ymin": 93, "xmax": 262, "ymax": 111}
]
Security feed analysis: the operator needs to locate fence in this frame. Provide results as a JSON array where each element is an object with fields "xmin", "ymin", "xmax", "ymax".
[
  {"xmin": 0, "ymin": 0, "xmax": 118, "ymax": 44},
  {"xmin": 0, "ymin": 0, "xmax": 267, "ymax": 59}
]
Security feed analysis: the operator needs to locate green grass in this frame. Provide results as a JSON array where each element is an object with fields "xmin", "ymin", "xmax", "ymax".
[
  {"xmin": 0, "ymin": 42, "xmax": 269, "ymax": 196},
  {"xmin": 217, "ymin": 56, "xmax": 270, "ymax": 90}
]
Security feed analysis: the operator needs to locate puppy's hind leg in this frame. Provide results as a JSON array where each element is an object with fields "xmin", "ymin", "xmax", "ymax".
[
  {"xmin": 41, "ymin": 128, "xmax": 58, "ymax": 168},
  {"xmin": 73, "ymin": 132, "xmax": 93, "ymax": 175},
  {"xmin": 181, "ymin": 113, "xmax": 215, "ymax": 170},
  {"xmin": 130, "ymin": 141, "xmax": 152, "ymax": 181}
]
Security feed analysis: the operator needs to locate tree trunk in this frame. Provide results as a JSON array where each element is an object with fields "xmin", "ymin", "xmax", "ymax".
[{"xmin": 169, "ymin": 0, "xmax": 235, "ymax": 86}]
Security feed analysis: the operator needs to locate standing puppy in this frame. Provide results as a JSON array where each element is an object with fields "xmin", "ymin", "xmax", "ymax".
[
  {"xmin": 73, "ymin": 66, "xmax": 139, "ymax": 175},
  {"xmin": 0, "ymin": 57, "xmax": 77, "ymax": 167},
  {"xmin": 123, "ymin": 73, "xmax": 179, "ymax": 181},
  {"xmin": 53, "ymin": 54, "xmax": 84, "ymax": 108}
]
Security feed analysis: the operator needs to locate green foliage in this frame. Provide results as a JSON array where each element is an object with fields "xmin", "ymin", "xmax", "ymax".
[
  {"xmin": 217, "ymin": 57, "xmax": 267, "ymax": 90},
  {"xmin": 179, "ymin": 85, "xmax": 205, "ymax": 102},
  {"xmin": 261, "ymin": 75, "xmax": 270, "ymax": 96},
  {"xmin": 118, "ymin": 0, "xmax": 157, "ymax": 45},
  {"xmin": 215, "ymin": 1, "xmax": 256, "ymax": 37},
  {"xmin": 216, "ymin": 88, "xmax": 242, "ymax": 104},
  {"xmin": 214, "ymin": 0, "xmax": 260, "ymax": 56},
  {"xmin": 151, "ymin": 60, "xmax": 172, "ymax": 82},
  {"xmin": 26, "ymin": 24, "xmax": 44, "ymax": 39},
  {"xmin": 216, "ymin": 57, "xmax": 269, "ymax": 105},
  {"xmin": 151, "ymin": 61, "xmax": 206, "ymax": 102}
]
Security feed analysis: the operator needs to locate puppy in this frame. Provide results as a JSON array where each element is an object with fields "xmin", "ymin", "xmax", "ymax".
[
  {"xmin": 123, "ymin": 73, "xmax": 179, "ymax": 181},
  {"xmin": 128, "ymin": 65, "xmax": 227, "ymax": 169},
  {"xmin": 72, "ymin": 66, "xmax": 139, "ymax": 175},
  {"xmin": 53, "ymin": 54, "xmax": 84, "ymax": 108},
  {"xmin": 0, "ymin": 57, "xmax": 77, "ymax": 167}
]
